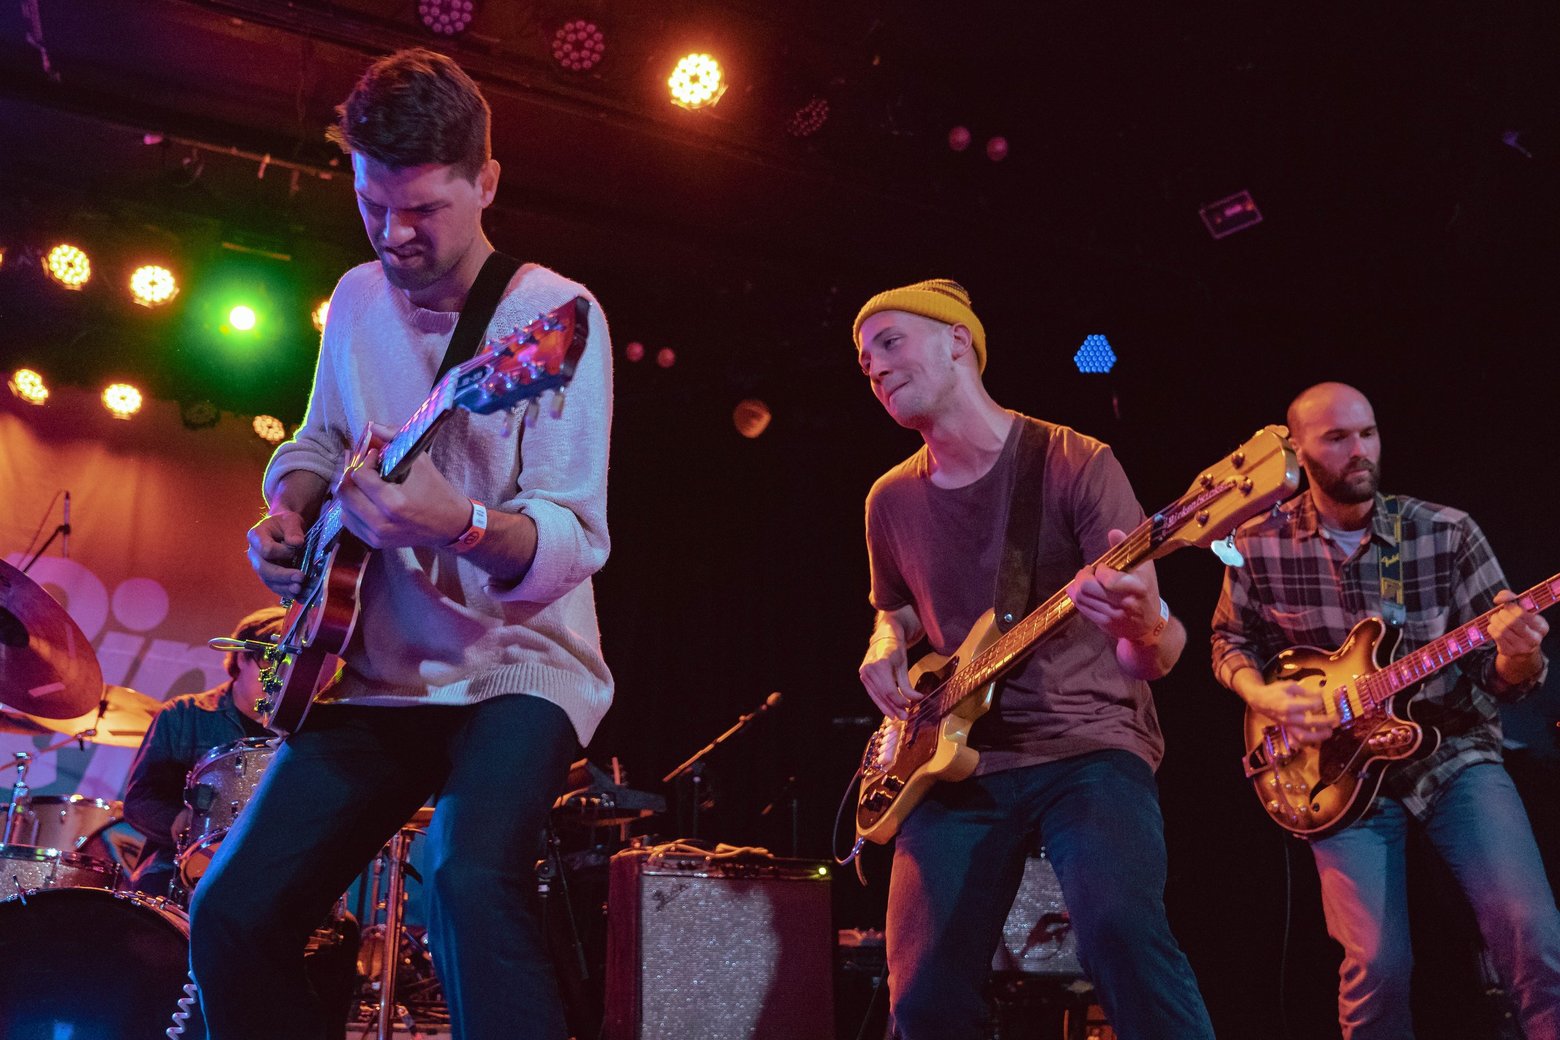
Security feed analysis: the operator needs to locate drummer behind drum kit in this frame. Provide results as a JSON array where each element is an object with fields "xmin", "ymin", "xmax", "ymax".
[{"xmin": 0, "ymin": 559, "xmax": 677, "ymax": 1039}]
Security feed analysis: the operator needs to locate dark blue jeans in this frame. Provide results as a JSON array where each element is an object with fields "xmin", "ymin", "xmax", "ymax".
[
  {"xmin": 189, "ymin": 694, "xmax": 577, "ymax": 1040},
  {"xmin": 886, "ymin": 749, "xmax": 1215, "ymax": 1040}
]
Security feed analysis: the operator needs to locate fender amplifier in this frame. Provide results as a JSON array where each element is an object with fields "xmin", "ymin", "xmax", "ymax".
[
  {"xmin": 603, "ymin": 846, "xmax": 833, "ymax": 1040},
  {"xmin": 991, "ymin": 851, "xmax": 1083, "ymax": 978}
]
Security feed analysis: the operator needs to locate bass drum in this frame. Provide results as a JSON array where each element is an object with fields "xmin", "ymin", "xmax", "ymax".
[{"xmin": 0, "ymin": 888, "xmax": 204, "ymax": 1039}]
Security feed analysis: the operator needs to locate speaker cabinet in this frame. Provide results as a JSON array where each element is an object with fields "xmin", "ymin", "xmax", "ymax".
[
  {"xmin": 603, "ymin": 847, "xmax": 834, "ymax": 1040},
  {"xmin": 991, "ymin": 852, "xmax": 1083, "ymax": 978}
]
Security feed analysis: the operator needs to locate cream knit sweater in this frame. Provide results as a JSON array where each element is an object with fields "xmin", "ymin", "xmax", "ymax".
[{"xmin": 264, "ymin": 260, "xmax": 614, "ymax": 744}]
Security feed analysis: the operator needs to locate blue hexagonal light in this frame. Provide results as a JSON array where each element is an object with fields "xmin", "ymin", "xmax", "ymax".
[{"xmin": 1073, "ymin": 334, "xmax": 1116, "ymax": 374}]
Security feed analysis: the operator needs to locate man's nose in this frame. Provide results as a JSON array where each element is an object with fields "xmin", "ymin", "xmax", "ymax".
[{"xmin": 383, "ymin": 211, "xmax": 415, "ymax": 246}]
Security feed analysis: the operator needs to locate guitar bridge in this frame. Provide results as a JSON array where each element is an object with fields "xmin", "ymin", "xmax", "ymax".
[{"xmin": 1242, "ymin": 725, "xmax": 1296, "ymax": 778}]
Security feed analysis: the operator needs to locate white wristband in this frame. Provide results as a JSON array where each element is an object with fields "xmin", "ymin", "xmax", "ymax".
[{"xmin": 448, "ymin": 499, "xmax": 488, "ymax": 553}]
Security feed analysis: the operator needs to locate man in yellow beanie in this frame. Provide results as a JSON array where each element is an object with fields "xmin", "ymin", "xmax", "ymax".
[{"xmin": 854, "ymin": 279, "xmax": 1214, "ymax": 1040}]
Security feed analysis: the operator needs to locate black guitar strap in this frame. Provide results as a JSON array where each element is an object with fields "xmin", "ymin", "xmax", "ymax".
[
  {"xmin": 993, "ymin": 418, "xmax": 1053, "ymax": 634},
  {"xmin": 1378, "ymin": 494, "xmax": 1405, "ymax": 629},
  {"xmin": 432, "ymin": 251, "xmax": 523, "ymax": 389}
]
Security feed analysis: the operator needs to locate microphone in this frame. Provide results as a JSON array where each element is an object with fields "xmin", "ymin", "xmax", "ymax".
[
  {"xmin": 760, "ymin": 691, "xmax": 782, "ymax": 712},
  {"xmin": 62, "ymin": 491, "xmax": 70, "ymax": 558}
]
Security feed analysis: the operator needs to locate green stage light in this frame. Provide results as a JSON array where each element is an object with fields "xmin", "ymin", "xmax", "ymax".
[{"xmin": 228, "ymin": 304, "xmax": 258, "ymax": 332}]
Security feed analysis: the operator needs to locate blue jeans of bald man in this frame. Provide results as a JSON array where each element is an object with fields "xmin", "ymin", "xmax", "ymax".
[{"xmin": 1311, "ymin": 762, "xmax": 1560, "ymax": 1040}]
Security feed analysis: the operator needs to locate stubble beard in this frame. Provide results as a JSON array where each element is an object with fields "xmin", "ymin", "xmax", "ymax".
[{"xmin": 1313, "ymin": 458, "xmax": 1380, "ymax": 504}]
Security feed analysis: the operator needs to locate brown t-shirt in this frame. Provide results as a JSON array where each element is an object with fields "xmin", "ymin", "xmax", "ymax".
[{"xmin": 865, "ymin": 414, "xmax": 1165, "ymax": 774}]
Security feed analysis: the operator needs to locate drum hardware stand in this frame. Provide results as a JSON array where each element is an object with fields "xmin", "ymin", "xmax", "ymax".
[
  {"xmin": 360, "ymin": 821, "xmax": 440, "ymax": 1040},
  {"xmin": 4, "ymin": 751, "xmax": 32, "ymax": 841},
  {"xmin": 537, "ymin": 828, "xmax": 590, "ymax": 982}
]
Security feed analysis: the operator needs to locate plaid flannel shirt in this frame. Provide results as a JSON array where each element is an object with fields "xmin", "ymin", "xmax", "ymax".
[{"xmin": 1211, "ymin": 492, "xmax": 1548, "ymax": 820}]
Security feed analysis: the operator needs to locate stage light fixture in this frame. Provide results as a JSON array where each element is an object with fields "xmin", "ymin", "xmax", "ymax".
[
  {"xmin": 44, "ymin": 244, "xmax": 91, "ymax": 290},
  {"xmin": 1073, "ymin": 335, "xmax": 1117, "ymax": 374},
  {"xmin": 227, "ymin": 304, "xmax": 258, "ymax": 333},
  {"xmin": 181, "ymin": 399, "xmax": 219, "ymax": 430},
  {"xmin": 553, "ymin": 19, "xmax": 605, "ymax": 71},
  {"xmin": 668, "ymin": 53, "xmax": 725, "ymax": 110},
  {"xmin": 312, "ymin": 299, "xmax": 330, "ymax": 333},
  {"xmin": 102, "ymin": 383, "xmax": 144, "ymax": 420},
  {"xmin": 733, "ymin": 398, "xmax": 772, "ymax": 439},
  {"xmin": 253, "ymin": 414, "xmax": 287, "ymax": 444},
  {"xmin": 418, "ymin": 0, "xmax": 475, "ymax": 35},
  {"xmin": 129, "ymin": 264, "xmax": 179, "ymax": 307},
  {"xmin": 1199, "ymin": 190, "xmax": 1263, "ymax": 239},
  {"xmin": 787, "ymin": 97, "xmax": 829, "ymax": 138},
  {"xmin": 8, "ymin": 369, "xmax": 49, "ymax": 406}
]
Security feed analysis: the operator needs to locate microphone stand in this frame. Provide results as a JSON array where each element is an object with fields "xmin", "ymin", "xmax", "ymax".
[
  {"xmin": 21, "ymin": 491, "xmax": 70, "ymax": 572},
  {"xmin": 662, "ymin": 693, "xmax": 782, "ymax": 840}
]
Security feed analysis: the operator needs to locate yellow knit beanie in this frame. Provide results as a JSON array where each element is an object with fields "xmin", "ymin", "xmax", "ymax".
[{"xmin": 852, "ymin": 278, "xmax": 986, "ymax": 372}]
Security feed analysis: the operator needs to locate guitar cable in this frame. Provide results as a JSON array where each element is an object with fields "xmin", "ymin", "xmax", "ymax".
[{"xmin": 832, "ymin": 763, "xmax": 870, "ymax": 884}]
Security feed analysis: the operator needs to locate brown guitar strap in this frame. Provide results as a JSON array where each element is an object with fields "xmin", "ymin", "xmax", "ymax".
[
  {"xmin": 432, "ymin": 251, "xmax": 523, "ymax": 389},
  {"xmin": 993, "ymin": 417, "xmax": 1053, "ymax": 634}
]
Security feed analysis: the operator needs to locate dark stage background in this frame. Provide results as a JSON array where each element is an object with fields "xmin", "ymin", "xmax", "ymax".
[{"xmin": 4, "ymin": 3, "xmax": 1560, "ymax": 1038}]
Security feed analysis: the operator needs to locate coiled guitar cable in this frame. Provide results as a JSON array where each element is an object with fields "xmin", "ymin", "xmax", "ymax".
[{"xmin": 166, "ymin": 970, "xmax": 200, "ymax": 1039}]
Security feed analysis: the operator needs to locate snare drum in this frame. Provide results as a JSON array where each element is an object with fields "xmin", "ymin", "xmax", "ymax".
[
  {"xmin": 0, "ymin": 887, "xmax": 203, "ymax": 1038},
  {"xmin": 4, "ymin": 794, "xmax": 121, "ymax": 851},
  {"xmin": 0, "ymin": 843, "xmax": 118, "ymax": 896},
  {"xmin": 178, "ymin": 736, "xmax": 279, "ymax": 889}
]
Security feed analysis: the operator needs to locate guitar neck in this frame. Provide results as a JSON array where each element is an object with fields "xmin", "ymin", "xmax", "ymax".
[
  {"xmin": 304, "ymin": 384, "xmax": 457, "ymax": 557},
  {"xmin": 926, "ymin": 516, "xmax": 1166, "ymax": 718},
  {"xmin": 1361, "ymin": 572, "xmax": 1560, "ymax": 707}
]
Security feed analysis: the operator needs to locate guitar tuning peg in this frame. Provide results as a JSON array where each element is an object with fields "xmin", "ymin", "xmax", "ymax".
[
  {"xmin": 523, "ymin": 398, "xmax": 540, "ymax": 427},
  {"xmin": 500, "ymin": 410, "xmax": 514, "ymax": 438},
  {"xmin": 550, "ymin": 388, "xmax": 567, "ymax": 419}
]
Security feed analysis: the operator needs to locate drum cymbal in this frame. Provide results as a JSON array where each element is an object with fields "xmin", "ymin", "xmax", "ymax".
[
  {"xmin": 25, "ymin": 685, "xmax": 161, "ymax": 748},
  {"xmin": 0, "ymin": 560, "xmax": 104, "ymax": 719},
  {"xmin": 0, "ymin": 708, "xmax": 55, "ymax": 738}
]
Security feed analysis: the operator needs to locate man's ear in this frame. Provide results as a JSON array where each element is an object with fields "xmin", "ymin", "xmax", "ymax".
[
  {"xmin": 477, "ymin": 159, "xmax": 501, "ymax": 208},
  {"xmin": 948, "ymin": 322, "xmax": 973, "ymax": 362}
]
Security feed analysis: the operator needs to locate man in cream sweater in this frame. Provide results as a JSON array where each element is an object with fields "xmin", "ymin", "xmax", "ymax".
[{"xmin": 190, "ymin": 48, "xmax": 612, "ymax": 1040}]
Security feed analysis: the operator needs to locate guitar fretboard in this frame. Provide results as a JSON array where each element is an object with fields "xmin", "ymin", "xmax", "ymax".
[{"xmin": 1357, "ymin": 573, "xmax": 1560, "ymax": 707}]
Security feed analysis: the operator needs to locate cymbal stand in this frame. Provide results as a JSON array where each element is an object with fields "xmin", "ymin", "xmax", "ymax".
[
  {"xmin": 4, "ymin": 751, "xmax": 31, "ymax": 843},
  {"xmin": 368, "ymin": 823, "xmax": 428, "ymax": 1040}
]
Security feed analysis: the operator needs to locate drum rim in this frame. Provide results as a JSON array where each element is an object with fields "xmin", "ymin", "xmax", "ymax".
[
  {"xmin": 190, "ymin": 734, "xmax": 280, "ymax": 774},
  {"xmin": 18, "ymin": 793, "xmax": 120, "ymax": 811},
  {"xmin": 0, "ymin": 842, "xmax": 118, "ymax": 869},
  {"xmin": 0, "ymin": 884, "xmax": 190, "ymax": 931},
  {"xmin": 174, "ymin": 828, "xmax": 226, "ymax": 887}
]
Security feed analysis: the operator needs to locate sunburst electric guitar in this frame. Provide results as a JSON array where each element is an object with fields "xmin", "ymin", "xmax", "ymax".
[
  {"xmin": 855, "ymin": 425, "xmax": 1301, "ymax": 845},
  {"xmin": 254, "ymin": 297, "xmax": 590, "ymax": 735},
  {"xmin": 1243, "ymin": 572, "xmax": 1560, "ymax": 838}
]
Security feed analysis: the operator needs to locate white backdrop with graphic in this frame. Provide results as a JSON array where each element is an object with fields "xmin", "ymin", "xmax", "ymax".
[{"xmin": 2, "ymin": 384, "xmax": 283, "ymax": 800}]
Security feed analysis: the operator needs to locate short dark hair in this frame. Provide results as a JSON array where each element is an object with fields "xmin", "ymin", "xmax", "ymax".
[
  {"xmin": 327, "ymin": 48, "xmax": 491, "ymax": 181},
  {"xmin": 224, "ymin": 607, "xmax": 288, "ymax": 680}
]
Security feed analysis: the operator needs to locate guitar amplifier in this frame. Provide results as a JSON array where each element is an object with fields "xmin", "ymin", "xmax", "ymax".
[
  {"xmin": 603, "ymin": 846, "xmax": 834, "ymax": 1040},
  {"xmin": 991, "ymin": 851, "xmax": 1084, "ymax": 978}
]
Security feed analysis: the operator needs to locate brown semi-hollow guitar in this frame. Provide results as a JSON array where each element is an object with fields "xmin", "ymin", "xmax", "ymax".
[
  {"xmin": 1243, "ymin": 572, "xmax": 1560, "ymax": 838},
  {"xmin": 855, "ymin": 425, "xmax": 1301, "ymax": 845},
  {"xmin": 254, "ymin": 297, "xmax": 590, "ymax": 735}
]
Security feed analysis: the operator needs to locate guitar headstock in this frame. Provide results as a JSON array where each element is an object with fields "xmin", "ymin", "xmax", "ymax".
[
  {"xmin": 449, "ymin": 296, "xmax": 591, "ymax": 417},
  {"xmin": 1149, "ymin": 424, "xmax": 1300, "ymax": 555}
]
